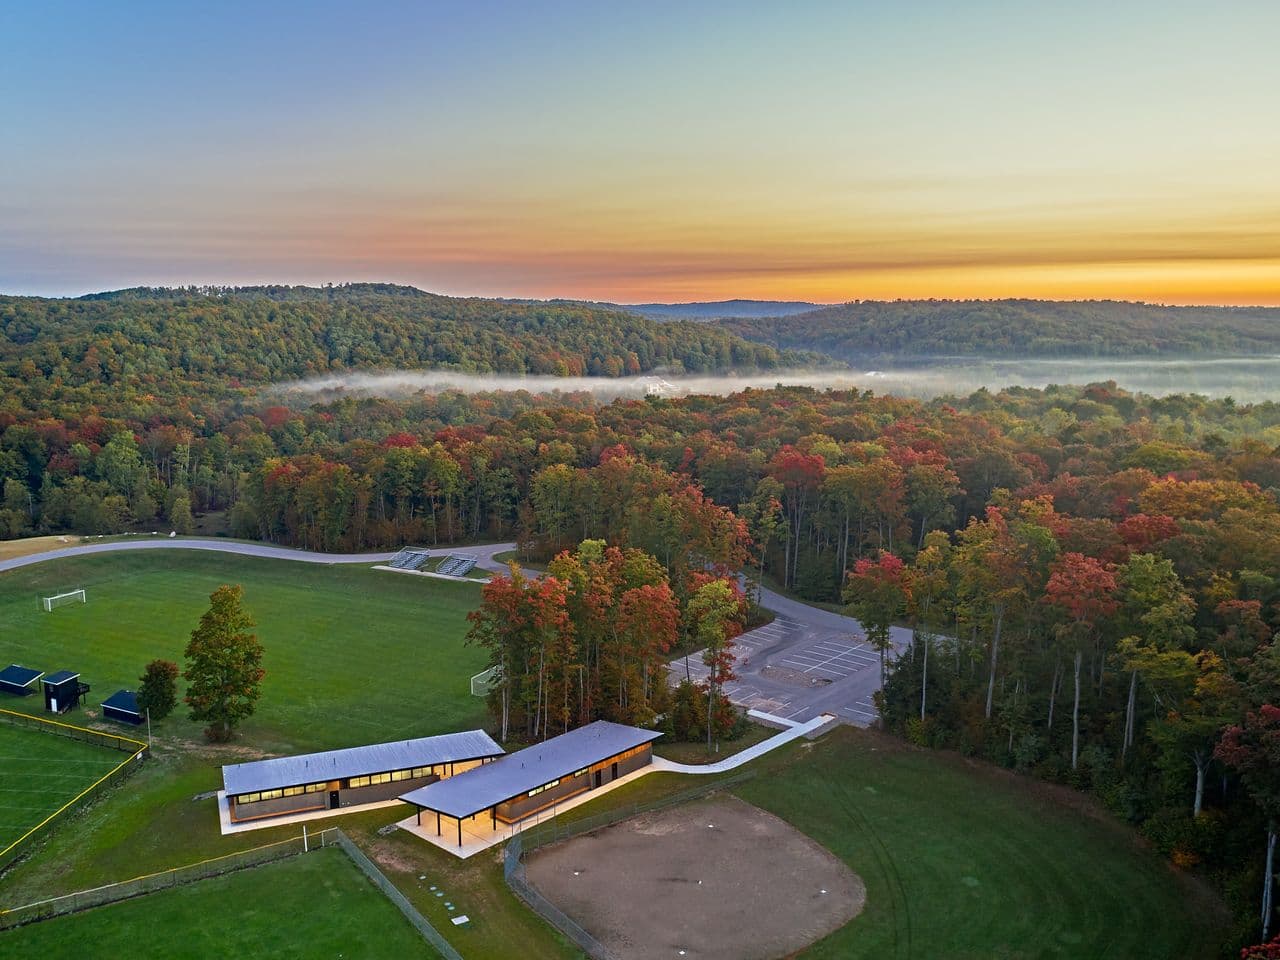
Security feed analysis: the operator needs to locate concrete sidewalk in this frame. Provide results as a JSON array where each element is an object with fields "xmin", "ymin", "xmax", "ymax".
[{"xmin": 651, "ymin": 712, "xmax": 835, "ymax": 775}]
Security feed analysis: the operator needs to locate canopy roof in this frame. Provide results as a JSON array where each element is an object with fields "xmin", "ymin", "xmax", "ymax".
[
  {"xmin": 0, "ymin": 664, "xmax": 43, "ymax": 688},
  {"xmin": 222, "ymin": 730, "xmax": 503, "ymax": 796},
  {"xmin": 400, "ymin": 721, "xmax": 661, "ymax": 819},
  {"xmin": 44, "ymin": 670, "xmax": 80, "ymax": 685},
  {"xmin": 101, "ymin": 689, "xmax": 140, "ymax": 715}
]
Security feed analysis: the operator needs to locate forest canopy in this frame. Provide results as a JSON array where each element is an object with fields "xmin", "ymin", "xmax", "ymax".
[{"xmin": 717, "ymin": 298, "xmax": 1280, "ymax": 360}]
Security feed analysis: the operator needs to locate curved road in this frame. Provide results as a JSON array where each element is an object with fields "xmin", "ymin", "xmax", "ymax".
[{"xmin": 1, "ymin": 537, "xmax": 903, "ymax": 726}]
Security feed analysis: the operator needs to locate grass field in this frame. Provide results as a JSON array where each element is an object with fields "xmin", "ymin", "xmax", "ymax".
[
  {"xmin": 0, "ymin": 549, "xmax": 1228, "ymax": 958},
  {"xmin": 1, "ymin": 848, "xmax": 440, "ymax": 958},
  {"xmin": 0, "ymin": 722, "xmax": 122, "ymax": 855},
  {"xmin": 732, "ymin": 729, "xmax": 1227, "ymax": 959},
  {"xmin": 0, "ymin": 551, "xmax": 488, "ymax": 753}
]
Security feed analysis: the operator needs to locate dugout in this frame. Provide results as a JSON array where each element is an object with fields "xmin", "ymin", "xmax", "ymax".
[
  {"xmin": 43, "ymin": 670, "xmax": 88, "ymax": 714},
  {"xmin": 400, "ymin": 720, "xmax": 662, "ymax": 847},
  {"xmin": 222, "ymin": 729, "xmax": 504, "ymax": 824},
  {"xmin": 101, "ymin": 689, "xmax": 144, "ymax": 725},
  {"xmin": 0, "ymin": 664, "xmax": 44, "ymax": 696}
]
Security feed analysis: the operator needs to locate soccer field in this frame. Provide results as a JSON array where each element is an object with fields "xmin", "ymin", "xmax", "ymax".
[
  {"xmin": 1, "ymin": 847, "xmax": 441, "ymax": 958},
  {"xmin": 0, "ymin": 551, "xmax": 488, "ymax": 752},
  {"xmin": 0, "ymin": 721, "xmax": 122, "ymax": 855}
]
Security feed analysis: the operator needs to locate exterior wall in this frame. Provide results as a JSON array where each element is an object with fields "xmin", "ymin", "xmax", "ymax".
[
  {"xmin": 494, "ymin": 743, "xmax": 654, "ymax": 824},
  {"xmin": 228, "ymin": 754, "xmax": 498, "ymax": 823},
  {"xmin": 338, "ymin": 772, "xmax": 437, "ymax": 808},
  {"xmin": 230, "ymin": 790, "xmax": 327, "ymax": 821},
  {"xmin": 496, "ymin": 770, "xmax": 590, "ymax": 822}
]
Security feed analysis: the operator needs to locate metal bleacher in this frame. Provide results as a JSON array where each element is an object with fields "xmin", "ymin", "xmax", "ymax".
[
  {"xmin": 387, "ymin": 548, "xmax": 431, "ymax": 571},
  {"xmin": 436, "ymin": 554, "xmax": 478, "ymax": 577}
]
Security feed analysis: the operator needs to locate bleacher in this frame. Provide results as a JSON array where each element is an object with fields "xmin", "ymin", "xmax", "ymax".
[
  {"xmin": 435, "ymin": 554, "xmax": 478, "ymax": 577},
  {"xmin": 387, "ymin": 548, "xmax": 431, "ymax": 571}
]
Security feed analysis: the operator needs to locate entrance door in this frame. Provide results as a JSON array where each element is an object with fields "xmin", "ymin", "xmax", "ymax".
[
  {"xmin": 329, "ymin": 790, "xmax": 340, "ymax": 810},
  {"xmin": 611, "ymin": 762, "xmax": 618, "ymax": 781},
  {"xmin": 593, "ymin": 769, "xmax": 602, "ymax": 789}
]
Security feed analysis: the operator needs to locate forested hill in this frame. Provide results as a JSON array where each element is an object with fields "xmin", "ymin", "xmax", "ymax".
[
  {"xmin": 0, "ymin": 285, "xmax": 816, "ymax": 393},
  {"xmin": 717, "ymin": 299, "xmax": 1280, "ymax": 360}
]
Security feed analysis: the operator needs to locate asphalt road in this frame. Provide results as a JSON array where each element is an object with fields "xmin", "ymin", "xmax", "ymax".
[{"xmin": 0, "ymin": 537, "xmax": 899, "ymax": 726}]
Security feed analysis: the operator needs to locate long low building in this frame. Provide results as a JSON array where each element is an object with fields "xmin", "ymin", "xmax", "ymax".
[
  {"xmin": 222, "ymin": 729, "xmax": 504, "ymax": 824},
  {"xmin": 400, "ymin": 720, "xmax": 661, "ymax": 846}
]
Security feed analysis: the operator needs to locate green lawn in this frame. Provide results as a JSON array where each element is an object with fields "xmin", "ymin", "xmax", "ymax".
[
  {"xmin": 0, "ymin": 551, "xmax": 1228, "ymax": 958},
  {"xmin": 1, "ymin": 848, "xmax": 439, "ymax": 958},
  {"xmin": 0, "ymin": 552, "xmax": 489, "ymax": 753},
  {"xmin": 733, "ymin": 729, "xmax": 1226, "ymax": 959},
  {"xmin": 0, "ymin": 722, "xmax": 122, "ymax": 854}
]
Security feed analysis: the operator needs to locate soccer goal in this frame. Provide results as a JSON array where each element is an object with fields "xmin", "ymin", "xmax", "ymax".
[
  {"xmin": 470, "ymin": 666, "xmax": 501, "ymax": 697},
  {"xmin": 42, "ymin": 589, "xmax": 86, "ymax": 612}
]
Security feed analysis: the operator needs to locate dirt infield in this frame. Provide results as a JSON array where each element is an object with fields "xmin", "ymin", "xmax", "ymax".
[{"xmin": 525, "ymin": 795, "xmax": 865, "ymax": 960}]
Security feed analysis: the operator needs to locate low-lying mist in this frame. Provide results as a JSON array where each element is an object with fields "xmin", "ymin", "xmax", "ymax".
[{"xmin": 270, "ymin": 356, "xmax": 1280, "ymax": 404}]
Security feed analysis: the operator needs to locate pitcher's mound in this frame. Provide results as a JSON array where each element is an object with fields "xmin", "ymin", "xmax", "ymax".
[{"xmin": 524, "ymin": 794, "xmax": 865, "ymax": 960}]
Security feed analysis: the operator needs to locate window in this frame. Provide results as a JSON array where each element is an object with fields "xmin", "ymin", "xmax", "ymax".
[
  {"xmin": 411, "ymin": 766, "xmax": 433, "ymax": 779},
  {"xmin": 573, "ymin": 768, "xmax": 589, "ymax": 778},
  {"xmin": 348, "ymin": 775, "xmax": 371, "ymax": 788}
]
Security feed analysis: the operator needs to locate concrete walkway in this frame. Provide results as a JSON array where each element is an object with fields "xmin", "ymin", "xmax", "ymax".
[{"xmin": 651, "ymin": 712, "xmax": 834, "ymax": 775}]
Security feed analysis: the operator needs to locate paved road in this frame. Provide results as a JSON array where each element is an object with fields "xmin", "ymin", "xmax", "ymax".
[
  {"xmin": 0, "ymin": 537, "xmax": 520, "ymax": 575},
  {"xmin": 0, "ymin": 536, "xmax": 900, "ymax": 726}
]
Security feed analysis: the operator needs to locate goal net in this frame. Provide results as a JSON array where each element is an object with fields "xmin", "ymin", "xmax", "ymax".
[
  {"xmin": 470, "ymin": 666, "xmax": 501, "ymax": 697},
  {"xmin": 42, "ymin": 589, "xmax": 86, "ymax": 612}
]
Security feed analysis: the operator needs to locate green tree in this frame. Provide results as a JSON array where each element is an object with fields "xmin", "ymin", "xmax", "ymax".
[
  {"xmin": 169, "ymin": 494, "xmax": 194, "ymax": 534},
  {"xmin": 183, "ymin": 585, "xmax": 264, "ymax": 742},
  {"xmin": 136, "ymin": 658, "xmax": 179, "ymax": 721},
  {"xmin": 687, "ymin": 578, "xmax": 744, "ymax": 750}
]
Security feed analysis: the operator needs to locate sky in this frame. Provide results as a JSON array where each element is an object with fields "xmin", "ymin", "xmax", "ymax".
[{"xmin": 2, "ymin": 0, "xmax": 1278, "ymax": 304}]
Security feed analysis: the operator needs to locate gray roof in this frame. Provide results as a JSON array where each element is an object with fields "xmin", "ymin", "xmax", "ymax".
[
  {"xmin": 222, "ymin": 730, "xmax": 504, "ymax": 796},
  {"xmin": 400, "ymin": 721, "xmax": 661, "ymax": 819}
]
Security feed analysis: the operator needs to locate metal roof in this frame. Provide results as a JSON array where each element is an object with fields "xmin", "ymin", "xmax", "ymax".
[
  {"xmin": 400, "ymin": 721, "xmax": 662, "ymax": 819},
  {"xmin": 101, "ymin": 690, "xmax": 140, "ymax": 715},
  {"xmin": 0, "ymin": 664, "xmax": 43, "ymax": 688},
  {"xmin": 222, "ymin": 730, "xmax": 504, "ymax": 796},
  {"xmin": 44, "ymin": 670, "xmax": 80, "ymax": 685}
]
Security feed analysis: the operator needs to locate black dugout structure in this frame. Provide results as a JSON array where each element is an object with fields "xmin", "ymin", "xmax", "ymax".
[
  {"xmin": 43, "ymin": 670, "xmax": 88, "ymax": 714},
  {"xmin": 221, "ymin": 730, "xmax": 504, "ymax": 824},
  {"xmin": 0, "ymin": 664, "xmax": 43, "ymax": 697},
  {"xmin": 400, "ymin": 720, "xmax": 662, "ymax": 847},
  {"xmin": 101, "ymin": 689, "xmax": 144, "ymax": 726}
]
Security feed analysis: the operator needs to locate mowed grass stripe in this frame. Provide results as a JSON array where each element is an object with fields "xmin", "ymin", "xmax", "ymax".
[
  {"xmin": 0, "ymin": 552, "xmax": 489, "ymax": 752},
  {"xmin": 1, "ymin": 847, "xmax": 441, "ymax": 959},
  {"xmin": 0, "ymin": 723, "xmax": 121, "ymax": 852}
]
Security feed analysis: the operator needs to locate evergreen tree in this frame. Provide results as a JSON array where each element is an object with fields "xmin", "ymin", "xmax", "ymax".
[{"xmin": 183, "ymin": 585, "xmax": 264, "ymax": 742}]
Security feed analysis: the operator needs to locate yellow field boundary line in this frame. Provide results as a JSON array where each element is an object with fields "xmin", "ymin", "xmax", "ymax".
[
  {"xmin": 0, "ymin": 709, "xmax": 148, "ymax": 871},
  {"xmin": 1, "ymin": 829, "xmax": 333, "ymax": 917}
]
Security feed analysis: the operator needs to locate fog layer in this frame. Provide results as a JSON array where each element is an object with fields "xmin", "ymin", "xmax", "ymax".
[{"xmin": 272, "ymin": 357, "xmax": 1280, "ymax": 404}]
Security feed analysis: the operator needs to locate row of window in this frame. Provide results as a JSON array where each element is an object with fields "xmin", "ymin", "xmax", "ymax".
[
  {"xmin": 528, "ymin": 777, "xmax": 562, "ymax": 797},
  {"xmin": 348, "ymin": 766, "xmax": 435, "ymax": 789},
  {"xmin": 235, "ymin": 782, "xmax": 326, "ymax": 805}
]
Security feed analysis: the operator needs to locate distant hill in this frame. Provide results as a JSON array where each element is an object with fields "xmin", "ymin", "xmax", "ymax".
[
  {"xmin": 717, "ymin": 299, "xmax": 1280, "ymax": 360},
  {"xmin": 1, "ymin": 285, "xmax": 823, "ymax": 400}
]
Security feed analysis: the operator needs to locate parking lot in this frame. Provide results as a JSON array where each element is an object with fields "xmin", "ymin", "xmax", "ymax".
[
  {"xmin": 668, "ymin": 601, "xmax": 908, "ymax": 727},
  {"xmin": 775, "ymin": 636, "xmax": 879, "ymax": 681}
]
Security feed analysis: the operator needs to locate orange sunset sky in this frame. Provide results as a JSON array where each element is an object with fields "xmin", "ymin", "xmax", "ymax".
[{"xmin": 3, "ymin": 1, "xmax": 1278, "ymax": 304}]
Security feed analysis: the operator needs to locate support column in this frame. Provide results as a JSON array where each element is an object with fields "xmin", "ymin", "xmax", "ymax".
[
  {"xmin": 436, "ymin": 811, "xmax": 441, "ymax": 836},
  {"xmin": 457, "ymin": 817, "xmax": 462, "ymax": 848}
]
